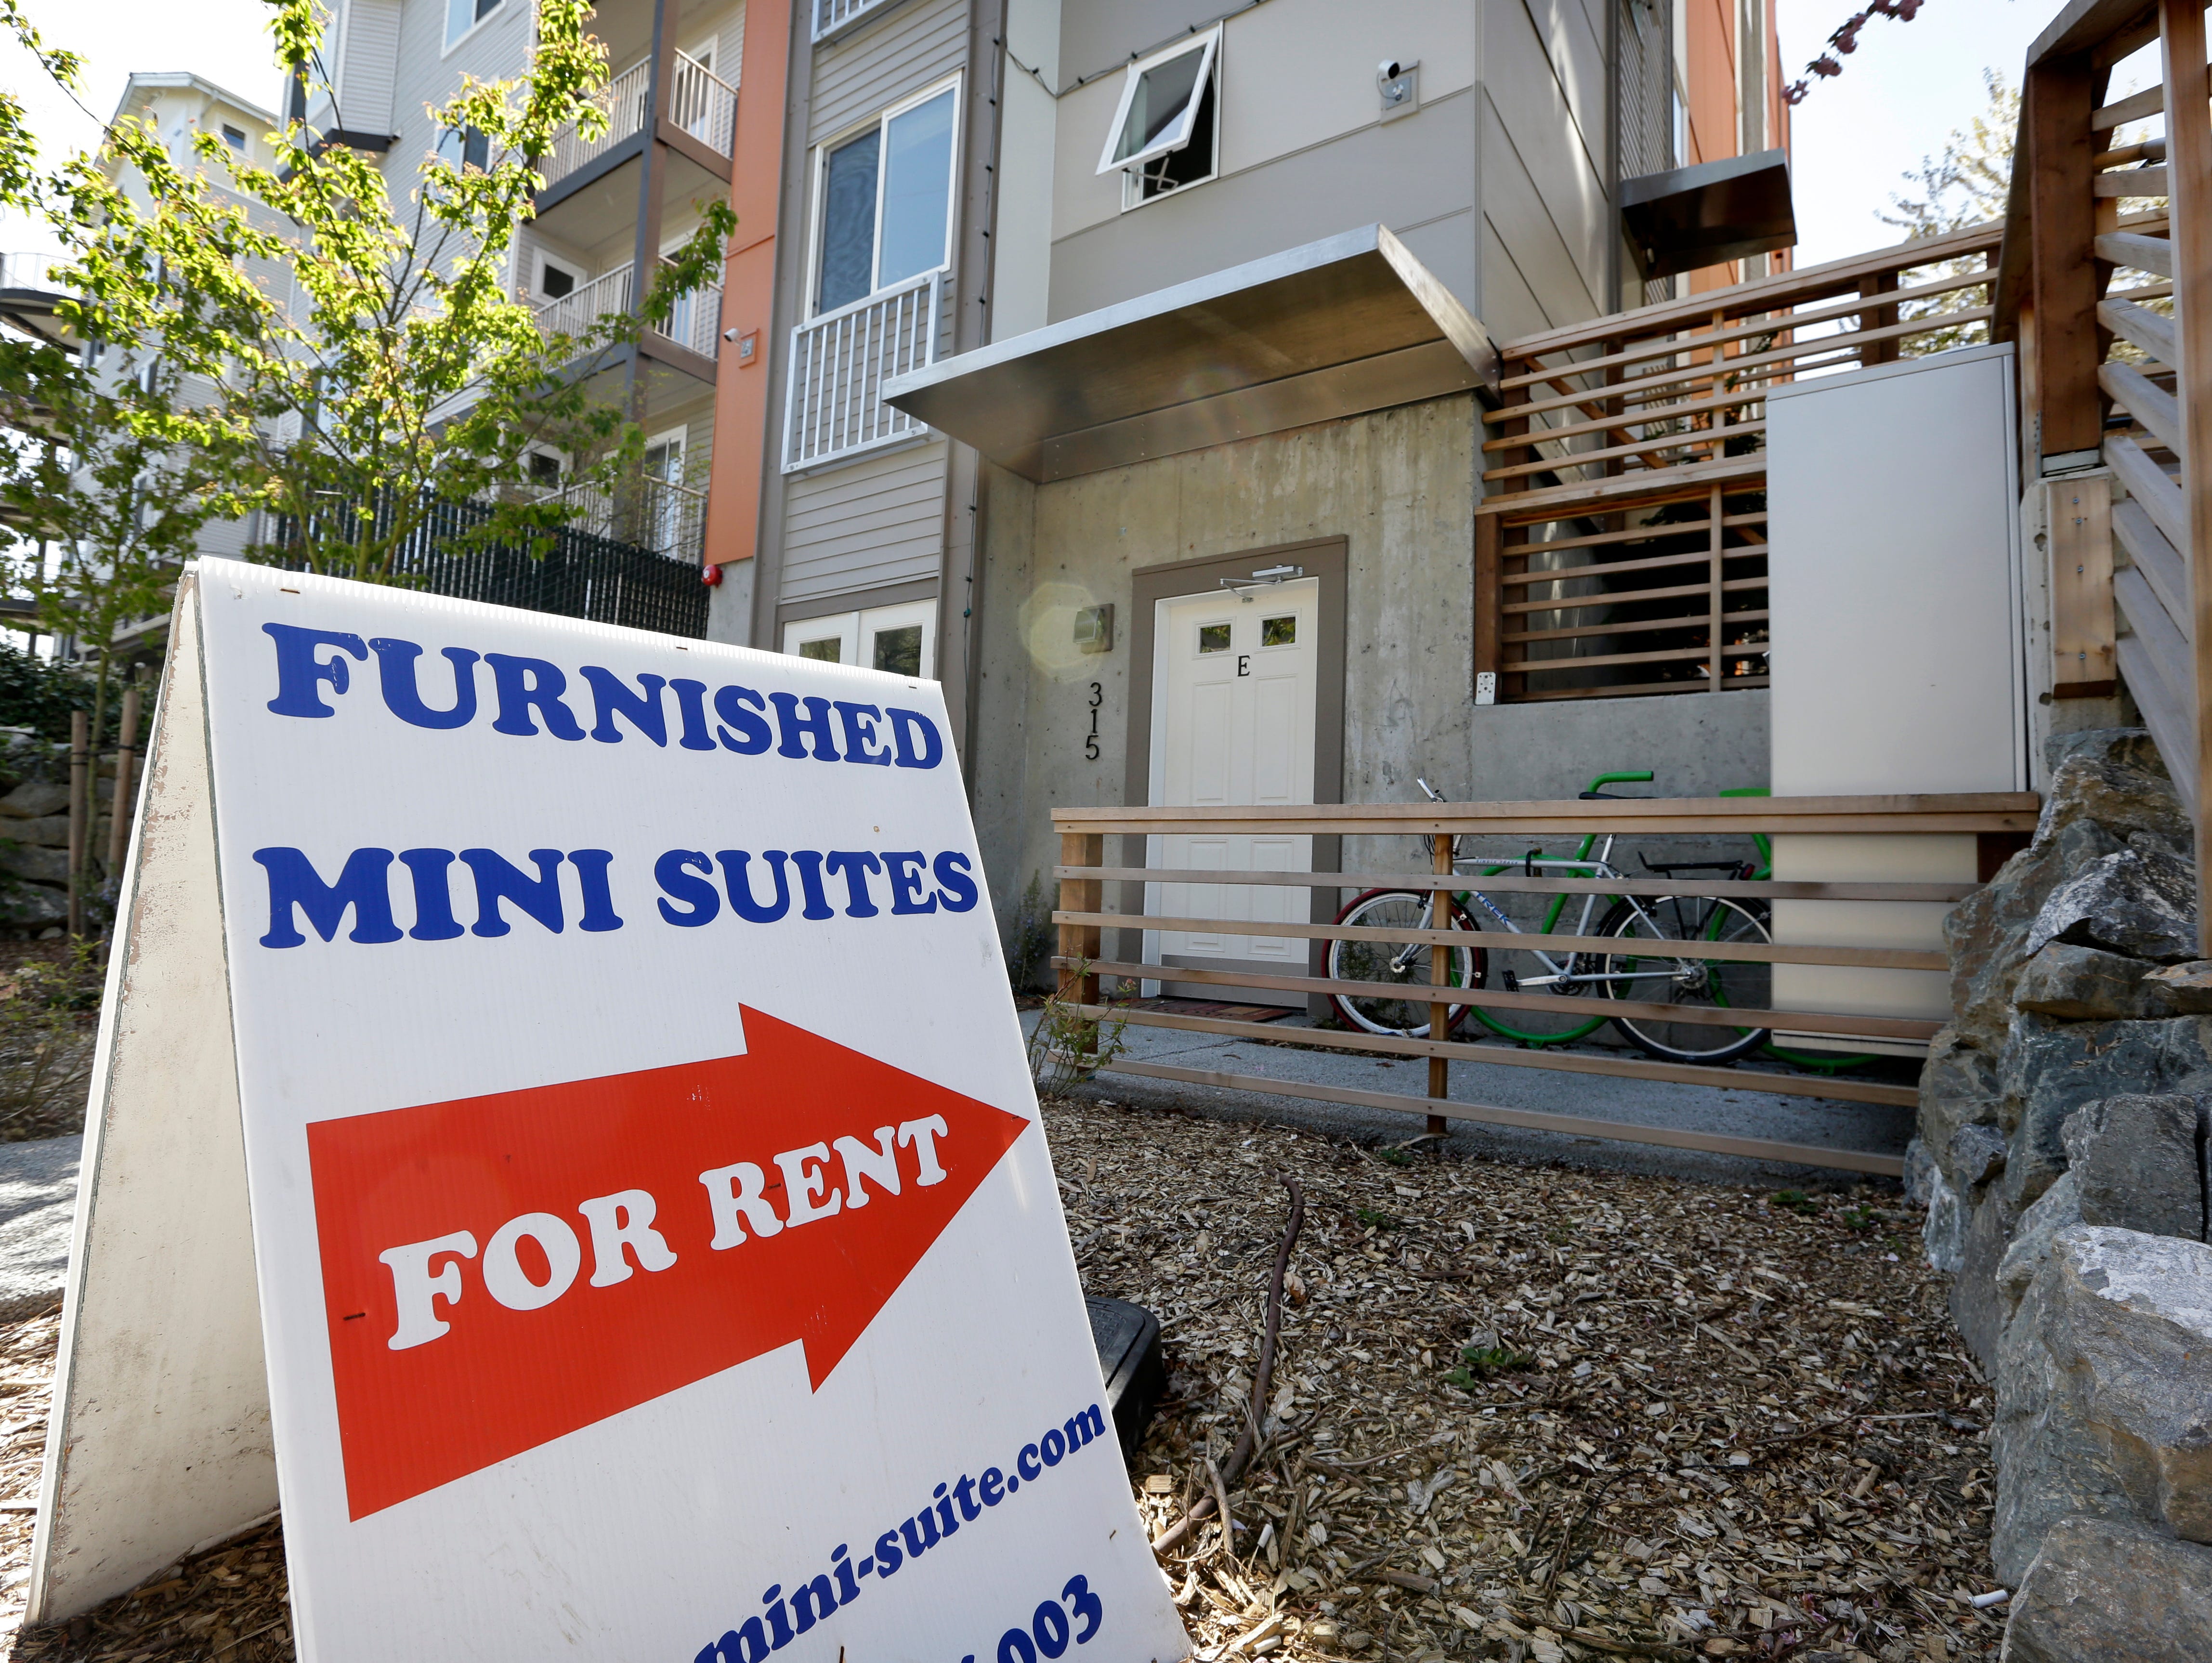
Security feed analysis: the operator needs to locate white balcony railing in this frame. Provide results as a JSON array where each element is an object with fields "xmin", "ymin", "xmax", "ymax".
[
  {"xmin": 0, "ymin": 253, "xmax": 66, "ymax": 293},
  {"xmin": 531, "ymin": 263, "xmax": 633, "ymax": 344},
  {"xmin": 668, "ymin": 50, "xmax": 737, "ymax": 157},
  {"xmin": 813, "ymin": 0, "xmax": 904, "ymax": 42},
  {"xmin": 783, "ymin": 270, "xmax": 938, "ymax": 472},
  {"xmin": 527, "ymin": 476, "xmax": 706, "ymax": 562},
  {"xmin": 542, "ymin": 57, "xmax": 651, "ymax": 191},
  {"xmin": 651, "ymin": 261, "xmax": 724, "ymax": 360}
]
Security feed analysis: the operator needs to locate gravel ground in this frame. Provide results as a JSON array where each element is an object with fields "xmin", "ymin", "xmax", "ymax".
[{"xmin": 0, "ymin": 1096, "xmax": 1999, "ymax": 1662}]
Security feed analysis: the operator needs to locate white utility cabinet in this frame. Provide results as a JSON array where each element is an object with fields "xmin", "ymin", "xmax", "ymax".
[{"xmin": 1765, "ymin": 342, "xmax": 2027, "ymax": 1053}]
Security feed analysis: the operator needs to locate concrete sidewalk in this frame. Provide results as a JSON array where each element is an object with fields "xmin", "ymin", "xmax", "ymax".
[
  {"xmin": 0, "ymin": 1134, "xmax": 77, "ymax": 1319},
  {"xmin": 1023, "ymin": 1008, "xmax": 1914, "ymax": 1188}
]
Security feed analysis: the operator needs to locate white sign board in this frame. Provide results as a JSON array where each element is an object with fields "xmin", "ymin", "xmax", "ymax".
[{"xmin": 32, "ymin": 559, "xmax": 1187, "ymax": 1663}]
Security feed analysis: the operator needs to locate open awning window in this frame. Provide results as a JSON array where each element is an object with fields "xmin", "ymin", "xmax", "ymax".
[{"xmin": 1096, "ymin": 27, "xmax": 1220, "ymax": 174}]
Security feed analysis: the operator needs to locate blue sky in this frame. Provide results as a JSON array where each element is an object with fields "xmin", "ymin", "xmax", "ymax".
[{"xmin": 0, "ymin": 0, "xmax": 2124, "ymax": 276}]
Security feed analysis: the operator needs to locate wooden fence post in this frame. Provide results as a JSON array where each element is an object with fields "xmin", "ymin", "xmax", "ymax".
[
  {"xmin": 1058, "ymin": 830, "xmax": 1103, "ymax": 1045},
  {"xmin": 2160, "ymin": 0, "xmax": 2212, "ymax": 954},
  {"xmin": 2025, "ymin": 55, "xmax": 2102, "ymax": 468},
  {"xmin": 1427, "ymin": 831, "xmax": 1453, "ymax": 1136}
]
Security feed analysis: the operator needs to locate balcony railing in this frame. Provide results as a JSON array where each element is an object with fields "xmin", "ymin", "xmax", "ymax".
[
  {"xmin": 0, "ymin": 252, "xmax": 66, "ymax": 294},
  {"xmin": 532, "ymin": 263, "xmax": 633, "ymax": 344},
  {"xmin": 813, "ymin": 0, "xmax": 905, "ymax": 43},
  {"xmin": 651, "ymin": 261, "xmax": 723, "ymax": 360},
  {"xmin": 783, "ymin": 270, "xmax": 938, "ymax": 472},
  {"xmin": 667, "ymin": 50, "xmax": 737, "ymax": 157},
  {"xmin": 527, "ymin": 475, "xmax": 707, "ymax": 563},
  {"xmin": 542, "ymin": 57, "xmax": 650, "ymax": 191}
]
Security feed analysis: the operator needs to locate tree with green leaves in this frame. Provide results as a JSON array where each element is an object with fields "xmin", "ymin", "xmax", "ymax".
[
  {"xmin": 59, "ymin": 0, "xmax": 734, "ymax": 585},
  {"xmin": 1877, "ymin": 69, "xmax": 2017, "ymax": 356}
]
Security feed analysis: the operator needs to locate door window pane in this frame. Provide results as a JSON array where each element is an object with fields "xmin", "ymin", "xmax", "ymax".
[
  {"xmin": 877, "ymin": 90, "xmax": 955, "ymax": 288},
  {"xmin": 872, "ymin": 624, "xmax": 924, "ymax": 677},
  {"xmin": 1112, "ymin": 45, "xmax": 1206, "ymax": 166},
  {"xmin": 1260, "ymin": 615, "xmax": 1296, "ymax": 646},
  {"xmin": 798, "ymin": 637, "xmax": 842, "ymax": 663},
  {"xmin": 816, "ymin": 128, "xmax": 880, "ymax": 313},
  {"xmin": 1197, "ymin": 623, "xmax": 1230, "ymax": 654}
]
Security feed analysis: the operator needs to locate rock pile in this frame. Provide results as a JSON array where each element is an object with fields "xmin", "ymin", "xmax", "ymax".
[{"xmin": 1911, "ymin": 728, "xmax": 2212, "ymax": 1658}]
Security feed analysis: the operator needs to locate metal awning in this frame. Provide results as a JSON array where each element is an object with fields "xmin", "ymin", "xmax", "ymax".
[
  {"xmin": 1620, "ymin": 149, "xmax": 1796, "ymax": 280},
  {"xmin": 881, "ymin": 224, "xmax": 1498, "ymax": 484}
]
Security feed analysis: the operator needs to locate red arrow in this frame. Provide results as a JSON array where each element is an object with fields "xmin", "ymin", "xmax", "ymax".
[{"xmin": 308, "ymin": 1007, "xmax": 1031, "ymax": 1520}]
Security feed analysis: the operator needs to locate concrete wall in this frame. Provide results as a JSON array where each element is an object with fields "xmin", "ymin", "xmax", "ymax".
[
  {"xmin": 971, "ymin": 395, "xmax": 1482, "ymax": 920},
  {"xmin": 1468, "ymin": 690, "xmax": 1769, "ymax": 802}
]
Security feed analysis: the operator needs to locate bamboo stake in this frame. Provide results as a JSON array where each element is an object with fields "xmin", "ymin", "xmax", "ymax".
[
  {"xmin": 105, "ymin": 684, "xmax": 142, "ymax": 894},
  {"xmin": 65, "ymin": 709, "xmax": 87, "ymax": 938}
]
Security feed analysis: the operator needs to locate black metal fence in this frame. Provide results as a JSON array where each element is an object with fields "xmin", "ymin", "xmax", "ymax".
[{"xmin": 275, "ymin": 491, "xmax": 710, "ymax": 639}]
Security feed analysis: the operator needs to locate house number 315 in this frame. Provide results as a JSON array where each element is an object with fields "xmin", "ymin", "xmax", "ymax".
[{"xmin": 1085, "ymin": 682, "xmax": 1102, "ymax": 761}]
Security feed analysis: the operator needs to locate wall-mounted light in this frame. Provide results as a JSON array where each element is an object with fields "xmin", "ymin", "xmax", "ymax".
[{"xmin": 1073, "ymin": 604, "xmax": 1114, "ymax": 654}]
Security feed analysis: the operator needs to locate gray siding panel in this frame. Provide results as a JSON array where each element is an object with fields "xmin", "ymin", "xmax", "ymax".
[
  {"xmin": 780, "ymin": 440, "xmax": 948, "ymax": 604},
  {"xmin": 1047, "ymin": 88, "xmax": 1479, "ymax": 322},
  {"xmin": 1479, "ymin": 93, "xmax": 1599, "ymax": 338},
  {"xmin": 808, "ymin": 0, "xmax": 967, "ymax": 143}
]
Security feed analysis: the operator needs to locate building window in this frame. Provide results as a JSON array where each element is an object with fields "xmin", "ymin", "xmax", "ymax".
[
  {"xmin": 221, "ymin": 124, "xmax": 247, "ymax": 152},
  {"xmin": 536, "ymin": 252, "xmax": 582, "ymax": 301},
  {"xmin": 811, "ymin": 79, "xmax": 959, "ymax": 316},
  {"xmin": 445, "ymin": 0, "xmax": 505, "ymax": 51},
  {"xmin": 1097, "ymin": 27, "xmax": 1220, "ymax": 206},
  {"xmin": 781, "ymin": 600, "xmax": 937, "ymax": 679}
]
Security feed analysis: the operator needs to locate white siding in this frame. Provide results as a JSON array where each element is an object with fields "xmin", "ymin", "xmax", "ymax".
[
  {"xmin": 780, "ymin": 440, "xmax": 948, "ymax": 604},
  {"xmin": 337, "ymin": 0, "xmax": 402, "ymax": 134}
]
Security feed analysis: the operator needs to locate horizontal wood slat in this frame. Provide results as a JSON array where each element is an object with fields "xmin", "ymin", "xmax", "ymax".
[
  {"xmin": 2107, "ymin": 435, "xmax": 2188, "ymax": 549},
  {"xmin": 2100, "ymin": 358, "xmax": 2183, "ymax": 453},
  {"xmin": 2099, "ymin": 297, "xmax": 2179, "ymax": 367},
  {"xmin": 2117, "ymin": 633, "xmax": 2200, "ymax": 820},
  {"xmin": 1480, "ymin": 391, "xmax": 1767, "ymax": 454},
  {"xmin": 1054, "ymin": 865, "xmax": 1981, "ymax": 902},
  {"xmin": 1481, "ymin": 421, "xmax": 1768, "ymax": 484},
  {"xmin": 1062, "ymin": 961, "xmax": 1937, "ymax": 1041},
  {"xmin": 2115, "ymin": 563, "xmax": 2194, "ymax": 725},
  {"xmin": 1086, "ymin": 1056, "xmax": 1908, "ymax": 1176},
  {"xmin": 2095, "ymin": 230, "xmax": 2175, "ymax": 277},
  {"xmin": 1051, "ymin": 795, "xmax": 2041, "ymax": 834},
  {"xmin": 2094, "ymin": 165, "xmax": 2171, "ymax": 196},
  {"xmin": 2113, "ymin": 496, "xmax": 2191, "ymax": 638},
  {"xmin": 1057, "ymin": 915, "xmax": 1947, "ymax": 971}
]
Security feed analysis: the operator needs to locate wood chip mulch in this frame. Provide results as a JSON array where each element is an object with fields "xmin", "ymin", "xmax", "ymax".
[{"xmin": 0, "ymin": 1096, "xmax": 2000, "ymax": 1663}]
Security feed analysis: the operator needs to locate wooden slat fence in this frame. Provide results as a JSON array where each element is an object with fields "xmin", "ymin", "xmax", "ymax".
[
  {"xmin": 1051, "ymin": 794, "xmax": 2042, "ymax": 1178},
  {"xmin": 1997, "ymin": 0, "xmax": 2212, "ymax": 959},
  {"xmin": 1479, "ymin": 223, "xmax": 2013, "ymax": 702}
]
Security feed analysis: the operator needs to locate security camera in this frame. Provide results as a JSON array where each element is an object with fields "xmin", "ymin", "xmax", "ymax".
[
  {"xmin": 1377, "ymin": 59, "xmax": 1418, "ymax": 112},
  {"xmin": 1378, "ymin": 60, "xmax": 1403, "ymax": 85}
]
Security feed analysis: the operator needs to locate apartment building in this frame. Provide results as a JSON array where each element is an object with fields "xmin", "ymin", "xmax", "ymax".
[
  {"xmin": 702, "ymin": 0, "xmax": 1791, "ymax": 957},
  {"xmin": 300, "ymin": 0, "xmax": 747, "ymax": 565}
]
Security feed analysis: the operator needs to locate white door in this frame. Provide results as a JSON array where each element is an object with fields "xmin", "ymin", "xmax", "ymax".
[
  {"xmin": 1145, "ymin": 579, "xmax": 1319, "ymax": 982},
  {"xmin": 781, "ymin": 600, "xmax": 936, "ymax": 678}
]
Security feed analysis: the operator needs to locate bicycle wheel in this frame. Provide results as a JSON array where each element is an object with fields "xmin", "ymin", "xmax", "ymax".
[
  {"xmin": 1595, "ymin": 895, "xmax": 1772, "ymax": 1064},
  {"xmin": 1327, "ymin": 890, "xmax": 1484, "ymax": 1037},
  {"xmin": 1462, "ymin": 882, "xmax": 1610, "ymax": 1047}
]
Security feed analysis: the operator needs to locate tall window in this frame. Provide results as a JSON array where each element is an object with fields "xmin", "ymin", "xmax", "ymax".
[
  {"xmin": 446, "ymin": 0, "xmax": 505, "ymax": 50},
  {"xmin": 812, "ymin": 80, "xmax": 959, "ymax": 315},
  {"xmin": 1096, "ymin": 27, "xmax": 1220, "ymax": 205}
]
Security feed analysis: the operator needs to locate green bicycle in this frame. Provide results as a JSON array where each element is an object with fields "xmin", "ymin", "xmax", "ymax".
[{"xmin": 1325, "ymin": 771, "xmax": 1778, "ymax": 1064}]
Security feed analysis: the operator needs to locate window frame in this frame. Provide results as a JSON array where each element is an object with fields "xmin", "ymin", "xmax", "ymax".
[
  {"xmin": 781, "ymin": 599, "xmax": 938, "ymax": 680},
  {"xmin": 444, "ymin": 0, "xmax": 509, "ymax": 57},
  {"xmin": 534, "ymin": 250, "xmax": 585, "ymax": 302},
  {"xmin": 1095, "ymin": 26, "xmax": 1221, "ymax": 177},
  {"xmin": 1118, "ymin": 62, "xmax": 1222, "ymax": 211},
  {"xmin": 803, "ymin": 73, "xmax": 963, "ymax": 321}
]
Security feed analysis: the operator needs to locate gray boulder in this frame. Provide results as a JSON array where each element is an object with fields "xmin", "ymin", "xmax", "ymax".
[
  {"xmin": 0, "ymin": 881, "xmax": 65, "ymax": 927},
  {"xmin": 1999, "ymin": 1015, "xmax": 2173, "ymax": 1211},
  {"xmin": 2026, "ymin": 847, "xmax": 2199, "ymax": 965},
  {"xmin": 2035, "ymin": 729, "xmax": 2191, "ymax": 851},
  {"xmin": 1919, "ymin": 1030, "xmax": 2004, "ymax": 1190},
  {"xmin": 2146, "ymin": 960, "xmax": 2212, "ymax": 1016},
  {"xmin": 1951, "ymin": 1121, "xmax": 2010, "ymax": 1189},
  {"xmin": 2061, "ymin": 1095, "xmax": 2208, "ymax": 1242},
  {"xmin": 1994, "ymin": 1227, "xmax": 2212, "ymax": 1581},
  {"xmin": 1947, "ymin": 819, "xmax": 2127, "ymax": 1052},
  {"xmin": 2002, "ymin": 1514, "xmax": 2212, "ymax": 1663},
  {"xmin": 0, "ymin": 780, "xmax": 67, "ymax": 820},
  {"xmin": 2016, "ymin": 942, "xmax": 2172, "ymax": 1020},
  {"xmin": 1958, "ymin": 1188, "xmax": 2025, "ymax": 1364},
  {"xmin": 0, "ymin": 843, "xmax": 69, "ymax": 886},
  {"xmin": 1995, "ymin": 1171, "xmax": 2080, "ymax": 1327}
]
